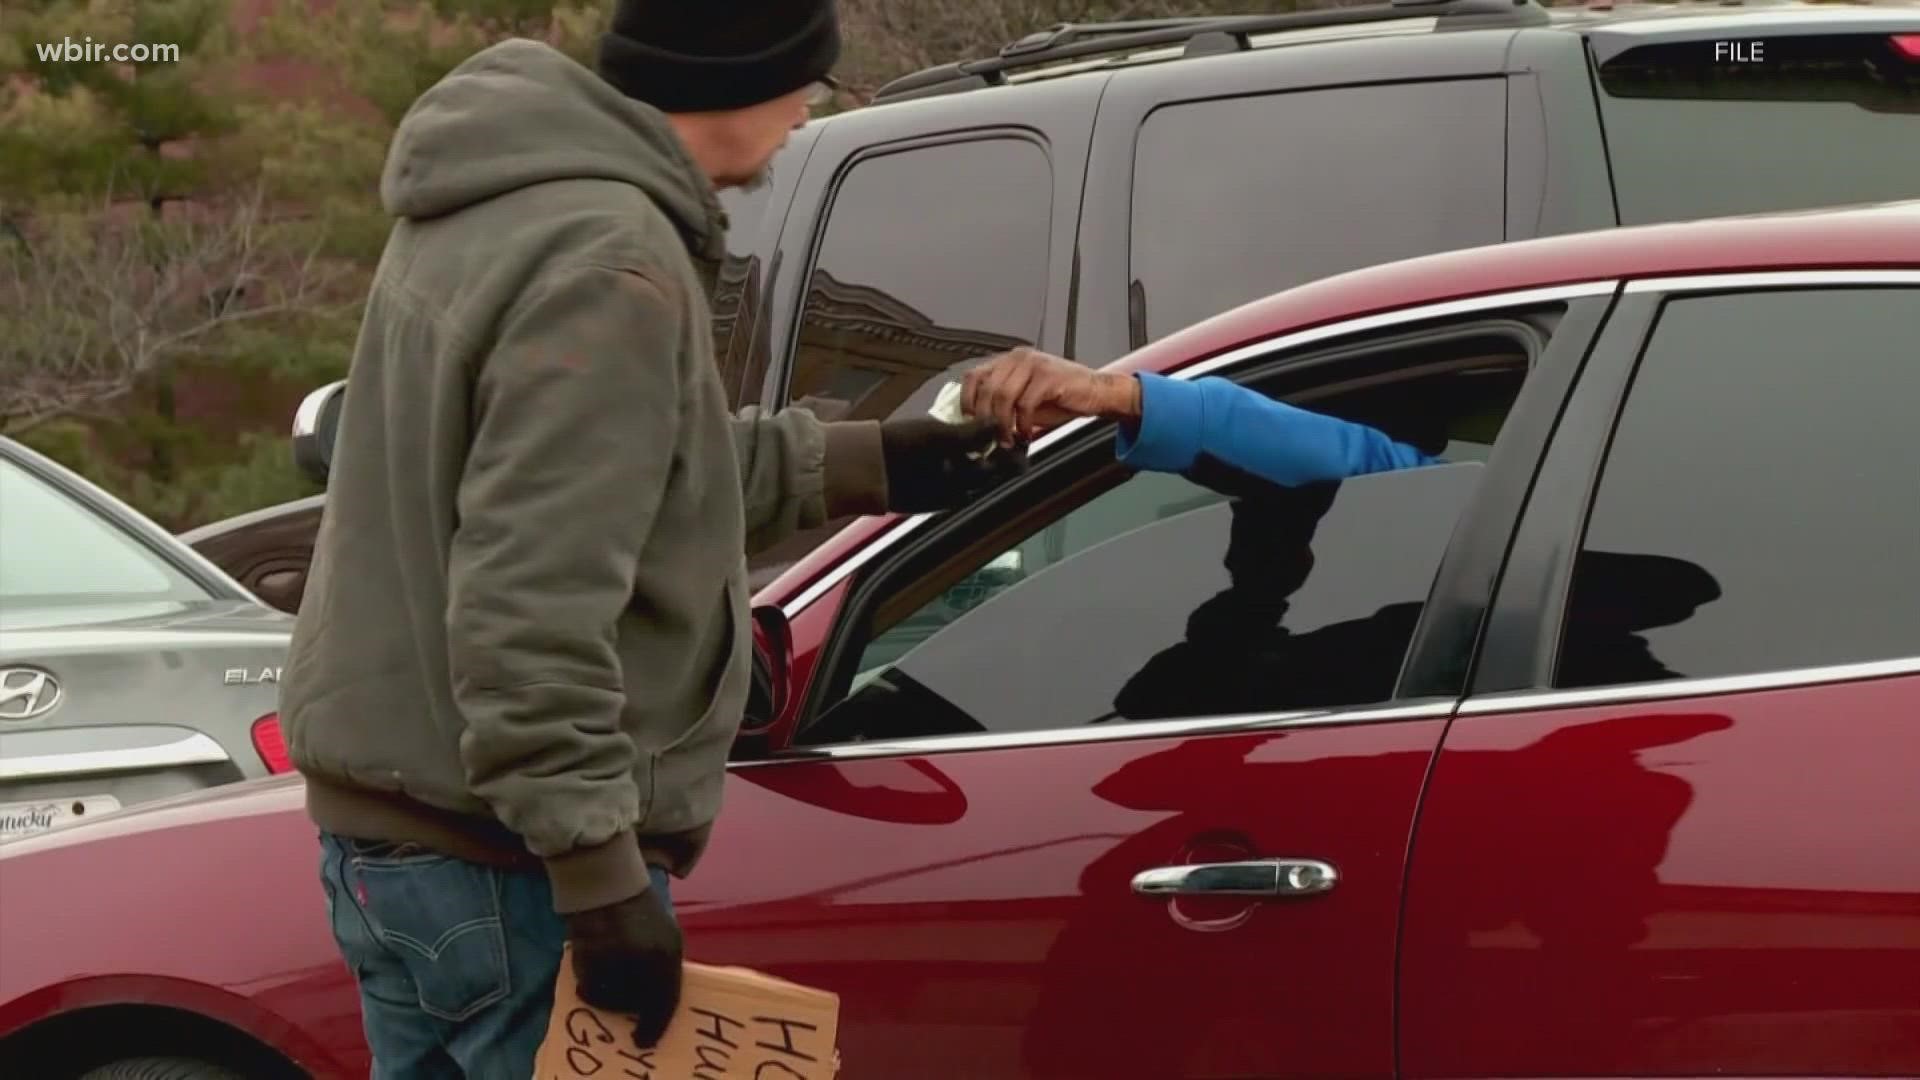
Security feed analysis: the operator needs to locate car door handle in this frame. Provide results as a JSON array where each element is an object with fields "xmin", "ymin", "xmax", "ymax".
[{"xmin": 1131, "ymin": 858, "xmax": 1338, "ymax": 898}]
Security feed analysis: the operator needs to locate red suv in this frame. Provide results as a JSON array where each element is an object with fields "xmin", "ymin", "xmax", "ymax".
[{"xmin": 4, "ymin": 202, "xmax": 1917, "ymax": 1080}]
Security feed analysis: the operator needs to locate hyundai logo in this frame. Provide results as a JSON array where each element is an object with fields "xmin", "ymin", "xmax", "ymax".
[{"xmin": 0, "ymin": 668, "xmax": 62, "ymax": 721}]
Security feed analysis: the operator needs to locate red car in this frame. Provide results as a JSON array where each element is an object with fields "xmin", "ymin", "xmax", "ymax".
[{"xmin": 5, "ymin": 202, "xmax": 1918, "ymax": 1080}]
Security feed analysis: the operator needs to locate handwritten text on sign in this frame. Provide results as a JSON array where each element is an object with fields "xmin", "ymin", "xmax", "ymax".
[
  {"xmin": 535, "ymin": 950, "xmax": 841, "ymax": 1080},
  {"xmin": 559, "ymin": 1004, "xmax": 827, "ymax": 1079}
]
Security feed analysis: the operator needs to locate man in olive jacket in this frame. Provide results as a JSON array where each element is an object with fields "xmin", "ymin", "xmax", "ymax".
[{"xmin": 281, "ymin": 3, "xmax": 1020, "ymax": 1074}]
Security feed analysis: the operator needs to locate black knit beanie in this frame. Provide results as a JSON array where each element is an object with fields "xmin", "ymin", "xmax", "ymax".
[{"xmin": 596, "ymin": 0, "xmax": 840, "ymax": 113}]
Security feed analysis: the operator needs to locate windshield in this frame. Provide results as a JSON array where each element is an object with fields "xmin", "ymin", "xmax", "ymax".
[
  {"xmin": 0, "ymin": 456, "xmax": 207, "ymax": 607},
  {"xmin": 1595, "ymin": 33, "xmax": 1920, "ymax": 225}
]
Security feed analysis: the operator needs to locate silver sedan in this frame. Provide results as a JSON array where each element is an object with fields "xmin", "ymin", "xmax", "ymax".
[{"xmin": 0, "ymin": 438, "xmax": 292, "ymax": 843}]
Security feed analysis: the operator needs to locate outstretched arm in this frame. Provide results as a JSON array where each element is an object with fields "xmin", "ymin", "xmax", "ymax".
[
  {"xmin": 960, "ymin": 348, "xmax": 1440, "ymax": 486},
  {"xmin": 1116, "ymin": 373, "xmax": 1440, "ymax": 486},
  {"xmin": 730, "ymin": 408, "xmax": 889, "ymax": 555}
]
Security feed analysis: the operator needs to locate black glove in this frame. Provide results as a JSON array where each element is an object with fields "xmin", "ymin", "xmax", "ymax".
[
  {"xmin": 879, "ymin": 418, "xmax": 1029, "ymax": 514},
  {"xmin": 564, "ymin": 886, "xmax": 684, "ymax": 1048}
]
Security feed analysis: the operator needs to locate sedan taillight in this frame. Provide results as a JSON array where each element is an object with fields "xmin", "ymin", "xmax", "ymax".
[{"xmin": 251, "ymin": 712, "xmax": 293, "ymax": 774}]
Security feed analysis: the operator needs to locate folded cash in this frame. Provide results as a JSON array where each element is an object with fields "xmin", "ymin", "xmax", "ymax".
[
  {"xmin": 929, "ymin": 381, "xmax": 968, "ymax": 425},
  {"xmin": 929, "ymin": 380, "xmax": 1002, "ymax": 461}
]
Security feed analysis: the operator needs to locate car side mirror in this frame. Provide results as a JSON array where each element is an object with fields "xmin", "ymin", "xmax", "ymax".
[
  {"xmin": 292, "ymin": 380, "xmax": 346, "ymax": 486},
  {"xmin": 740, "ymin": 603, "xmax": 794, "ymax": 740}
]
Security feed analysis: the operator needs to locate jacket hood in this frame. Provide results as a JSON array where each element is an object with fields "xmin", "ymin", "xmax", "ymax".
[{"xmin": 379, "ymin": 38, "xmax": 724, "ymax": 259}]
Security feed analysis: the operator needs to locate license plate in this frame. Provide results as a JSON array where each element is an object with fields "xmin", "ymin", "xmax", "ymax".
[{"xmin": 0, "ymin": 796, "xmax": 121, "ymax": 842}]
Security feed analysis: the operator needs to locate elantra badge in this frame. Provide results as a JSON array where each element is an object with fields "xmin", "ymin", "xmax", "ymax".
[{"xmin": 224, "ymin": 667, "xmax": 283, "ymax": 686}]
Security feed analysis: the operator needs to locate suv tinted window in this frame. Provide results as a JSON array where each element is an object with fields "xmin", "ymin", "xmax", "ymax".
[
  {"xmin": 787, "ymin": 138, "xmax": 1051, "ymax": 422},
  {"xmin": 1597, "ymin": 36, "xmax": 1920, "ymax": 225},
  {"xmin": 1129, "ymin": 79, "xmax": 1507, "ymax": 343},
  {"xmin": 713, "ymin": 182, "xmax": 776, "ymax": 407},
  {"xmin": 800, "ymin": 358, "xmax": 1527, "ymax": 747},
  {"xmin": 0, "ymin": 457, "xmax": 204, "ymax": 605},
  {"xmin": 1558, "ymin": 288, "xmax": 1920, "ymax": 689}
]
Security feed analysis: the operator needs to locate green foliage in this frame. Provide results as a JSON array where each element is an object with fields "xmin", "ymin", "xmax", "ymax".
[
  {"xmin": 188, "ymin": 431, "xmax": 325, "ymax": 523},
  {"xmin": 2, "ymin": 0, "xmax": 349, "ymax": 527},
  {"xmin": 549, "ymin": 0, "xmax": 612, "ymax": 68},
  {"xmin": 426, "ymin": 0, "xmax": 570, "ymax": 36},
  {"xmin": 3, "ymin": 0, "xmax": 238, "ymax": 204},
  {"xmin": 233, "ymin": 97, "xmax": 391, "ymax": 259},
  {"xmin": 10, "ymin": 420, "xmax": 109, "ymax": 490},
  {"xmin": 19, "ymin": 422, "xmax": 322, "ymax": 529},
  {"xmin": 250, "ymin": 0, "xmax": 605, "ymax": 127},
  {"xmin": 251, "ymin": 0, "xmax": 481, "ymax": 127},
  {"xmin": 212, "ymin": 309, "xmax": 358, "ymax": 385}
]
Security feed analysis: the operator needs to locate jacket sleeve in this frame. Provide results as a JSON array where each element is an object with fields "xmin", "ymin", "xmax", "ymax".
[
  {"xmin": 1115, "ymin": 372, "xmax": 1440, "ymax": 487},
  {"xmin": 731, "ymin": 409, "xmax": 889, "ymax": 555},
  {"xmin": 445, "ymin": 263, "xmax": 680, "ymax": 914}
]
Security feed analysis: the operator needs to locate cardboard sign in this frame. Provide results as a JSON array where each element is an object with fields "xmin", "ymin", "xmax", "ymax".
[{"xmin": 534, "ymin": 946, "xmax": 841, "ymax": 1079}]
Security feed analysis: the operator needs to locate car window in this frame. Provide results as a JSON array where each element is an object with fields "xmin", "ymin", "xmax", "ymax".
[
  {"xmin": 0, "ymin": 457, "xmax": 206, "ymax": 605},
  {"xmin": 785, "ymin": 138, "xmax": 1052, "ymax": 422},
  {"xmin": 1557, "ymin": 288, "xmax": 1920, "ymax": 690},
  {"xmin": 1596, "ymin": 36, "xmax": 1920, "ymax": 226},
  {"xmin": 1129, "ymin": 79, "xmax": 1507, "ymax": 344},
  {"xmin": 798, "ymin": 357, "xmax": 1527, "ymax": 747},
  {"xmin": 714, "ymin": 180, "xmax": 777, "ymax": 408}
]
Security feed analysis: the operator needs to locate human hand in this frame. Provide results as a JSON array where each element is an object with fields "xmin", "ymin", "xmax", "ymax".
[
  {"xmin": 960, "ymin": 347, "xmax": 1141, "ymax": 445},
  {"xmin": 878, "ymin": 417, "xmax": 1028, "ymax": 514},
  {"xmin": 565, "ymin": 886, "xmax": 684, "ymax": 1048}
]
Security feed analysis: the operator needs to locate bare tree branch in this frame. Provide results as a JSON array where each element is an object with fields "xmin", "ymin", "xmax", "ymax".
[{"xmin": 0, "ymin": 181, "xmax": 344, "ymax": 436}]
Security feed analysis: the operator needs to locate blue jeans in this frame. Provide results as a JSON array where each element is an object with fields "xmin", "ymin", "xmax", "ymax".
[{"xmin": 318, "ymin": 832, "xmax": 673, "ymax": 1080}]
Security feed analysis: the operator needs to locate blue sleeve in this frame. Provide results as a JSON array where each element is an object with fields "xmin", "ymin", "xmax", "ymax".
[{"xmin": 1115, "ymin": 373, "xmax": 1441, "ymax": 486}]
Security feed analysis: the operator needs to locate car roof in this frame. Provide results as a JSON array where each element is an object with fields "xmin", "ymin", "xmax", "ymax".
[
  {"xmin": 1111, "ymin": 200, "xmax": 1920, "ymax": 379},
  {"xmin": 853, "ymin": 0, "xmax": 1919, "ymax": 108}
]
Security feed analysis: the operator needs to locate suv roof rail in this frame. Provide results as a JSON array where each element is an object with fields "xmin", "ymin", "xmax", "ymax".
[{"xmin": 871, "ymin": 0, "xmax": 1551, "ymax": 104}]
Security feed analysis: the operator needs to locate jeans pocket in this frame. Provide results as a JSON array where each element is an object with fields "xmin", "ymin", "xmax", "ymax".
[{"xmin": 350, "ymin": 848, "xmax": 511, "ymax": 1022}]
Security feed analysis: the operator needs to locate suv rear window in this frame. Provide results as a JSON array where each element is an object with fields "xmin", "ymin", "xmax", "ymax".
[
  {"xmin": 1596, "ymin": 34, "xmax": 1920, "ymax": 225},
  {"xmin": 1130, "ymin": 79, "xmax": 1507, "ymax": 345},
  {"xmin": 713, "ymin": 181, "xmax": 776, "ymax": 407}
]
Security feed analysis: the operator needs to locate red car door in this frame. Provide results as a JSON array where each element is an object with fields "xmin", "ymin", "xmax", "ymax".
[
  {"xmin": 680, "ymin": 288, "xmax": 1614, "ymax": 1078},
  {"xmin": 1401, "ymin": 276, "xmax": 1920, "ymax": 1076}
]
